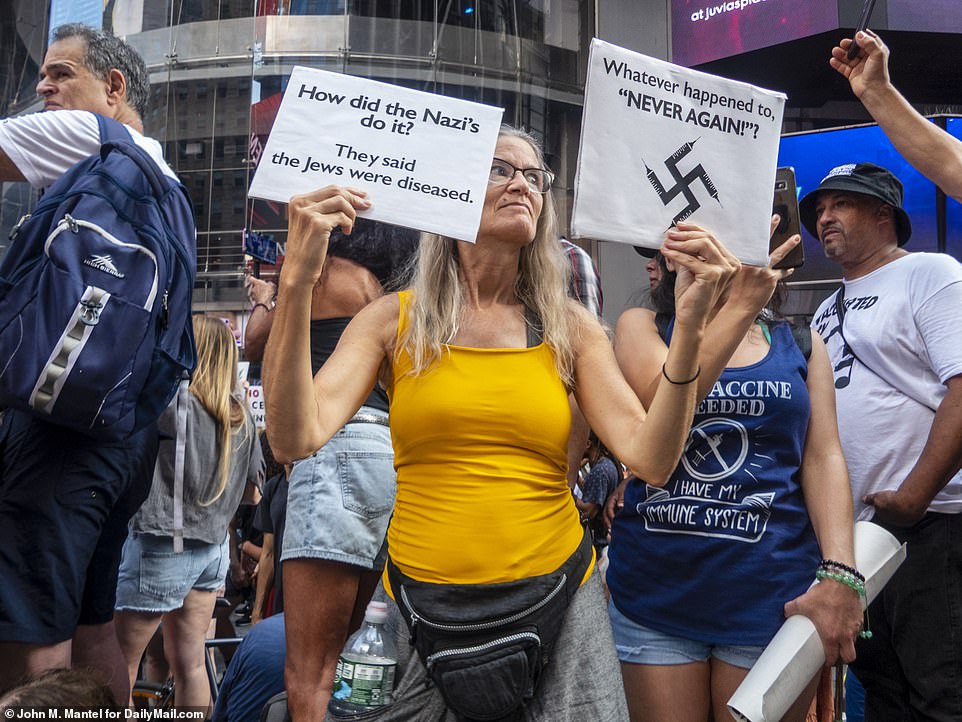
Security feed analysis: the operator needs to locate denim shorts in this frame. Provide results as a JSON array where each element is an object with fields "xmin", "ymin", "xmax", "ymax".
[
  {"xmin": 608, "ymin": 600, "xmax": 765, "ymax": 669},
  {"xmin": 115, "ymin": 532, "xmax": 229, "ymax": 612},
  {"xmin": 282, "ymin": 407, "xmax": 396, "ymax": 570}
]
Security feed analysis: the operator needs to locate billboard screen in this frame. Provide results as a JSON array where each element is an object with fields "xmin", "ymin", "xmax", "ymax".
[
  {"xmin": 776, "ymin": 123, "xmax": 939, "ymax": 282},
  {"xmin": 671, "ymin": 0, "xmax": 838, "ymax": 67},
  {"xmin": 888, "ymin": 1, "xmax": 962, "ymax": 32},
  {"xmin": 944, "ymin": 118, "xmax": 962, "ymax": 260}
]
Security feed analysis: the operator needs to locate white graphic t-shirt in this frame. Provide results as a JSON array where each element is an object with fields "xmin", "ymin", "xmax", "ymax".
[{"xmin": 812, "ymin": 253, "xmax": 962, "ymax": 519}]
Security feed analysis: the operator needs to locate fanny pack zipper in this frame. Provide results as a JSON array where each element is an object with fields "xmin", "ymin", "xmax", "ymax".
[
  {"xmin": 400, "ymin": 573, "xmax": 567, "ymax": 637},
  {"xmin": 425, "ymin": 631, "xmax": 541, "ymax": 671}
]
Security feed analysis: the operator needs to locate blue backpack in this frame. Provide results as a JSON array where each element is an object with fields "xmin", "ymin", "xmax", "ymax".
[{"xmin": 0, "ymin": 114, "xmax": 197, "ymax": 439}]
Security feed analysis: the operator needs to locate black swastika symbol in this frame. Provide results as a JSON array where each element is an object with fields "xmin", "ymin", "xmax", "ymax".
[{"xmin": 644, "ymin": 138, "xmax": 722, "ymax": 227}]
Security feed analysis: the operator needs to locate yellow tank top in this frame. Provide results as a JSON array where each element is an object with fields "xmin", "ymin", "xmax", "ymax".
[{"xmin": 386, "ymin": 291, "xmax": 590, "ymax": 587}]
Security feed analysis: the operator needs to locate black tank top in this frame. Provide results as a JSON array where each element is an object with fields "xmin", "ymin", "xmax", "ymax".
[{"xmin": 310, "ymin": 317, "xmax": 389, "ymax": 413}]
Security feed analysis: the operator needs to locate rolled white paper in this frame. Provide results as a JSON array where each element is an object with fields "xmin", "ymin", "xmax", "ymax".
[{"xmin": 727, "ymin": 521, "xmax": 906, "ymax": 722}]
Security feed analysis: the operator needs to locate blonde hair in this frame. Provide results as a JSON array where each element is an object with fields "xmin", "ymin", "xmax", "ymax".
[
  {"xmin": 398, "ymin": 125, "xmax": 576, "ymax": 386},
  {"xmin": 189, "ymin": 315, "xmax": 248, "ymax": 506}
]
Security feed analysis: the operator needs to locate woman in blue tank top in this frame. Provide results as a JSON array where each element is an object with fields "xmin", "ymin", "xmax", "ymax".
[{"xmin": 606, "ymin": 232, "xmax": 864, "ymax": 722}]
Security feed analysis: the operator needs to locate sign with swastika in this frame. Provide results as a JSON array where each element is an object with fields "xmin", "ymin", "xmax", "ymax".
[{"xmin": 571, "ymin": 39, "xmax": 786, "ymax": 266}]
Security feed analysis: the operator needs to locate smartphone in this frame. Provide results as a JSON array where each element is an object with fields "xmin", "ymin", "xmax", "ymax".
[
  {"xmin": 847, "ymin": 0, "xmax": 879, "ymax": 59},
  {"xmin": 770, "ymin": 167, "xmax": 804, "ymax": 270}
]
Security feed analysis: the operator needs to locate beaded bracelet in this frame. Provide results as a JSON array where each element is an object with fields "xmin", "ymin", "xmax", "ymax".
[
  {"xmin": 815, "ymin": 568, "xmax": 865, "ymax": 595},
  {"xmin": 662, "ymin": 363, "xmax": 701, "ymax": 385},
  {"xmin": 819, "ymin": 558, "xmax": 866, "ymax": 583},
  {"xmin": 815, "ymin": 568, "xmax": 872, "ymax": 639}
]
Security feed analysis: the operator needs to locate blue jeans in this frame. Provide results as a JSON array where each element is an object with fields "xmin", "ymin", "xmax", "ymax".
[{"xmin": 851, "ymin": 513, "xmax": 962, "ymax": 722}]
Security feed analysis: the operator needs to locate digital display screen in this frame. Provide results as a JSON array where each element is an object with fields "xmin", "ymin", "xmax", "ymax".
[
  {"xmin": 776, "ymin": 123, "xmax": 939, "ymax": 282},
  {"xmin": 944, "ymin": 118, "xmax": 962, "ymax": 260},
  {"xmin": 671, "ymin": 0, "xmax": 838, "ymax": 67},
  {"xmin": 887, "ymin": 1, "xmax": 962, "ymax": 32}
]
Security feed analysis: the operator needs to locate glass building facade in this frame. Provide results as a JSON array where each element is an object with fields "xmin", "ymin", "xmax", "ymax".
[{"xmin": 2, "ymin": 0, "xmax": 596, "ymax": 312}]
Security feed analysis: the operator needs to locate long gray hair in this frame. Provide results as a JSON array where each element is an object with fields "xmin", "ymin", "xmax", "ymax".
[{"xmin": 397, "ymin": 125, "xmax": 576, "ymax": 386}]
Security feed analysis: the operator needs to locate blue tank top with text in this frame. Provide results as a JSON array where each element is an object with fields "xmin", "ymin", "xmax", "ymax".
[{"xmin": 607, "ymin": 321, "xmax": 820, "ymax": 646}]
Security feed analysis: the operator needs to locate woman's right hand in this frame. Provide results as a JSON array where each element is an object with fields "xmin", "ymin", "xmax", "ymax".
[
  {"xmin": 283, "ymin": 185, "xmax": 371, "ymax": 287},
  {"xmin": 661, "ymin": 222, "xmax": 740, "ymax": 329}
]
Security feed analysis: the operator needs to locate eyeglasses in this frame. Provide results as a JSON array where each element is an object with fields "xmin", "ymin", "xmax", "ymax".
[{"xmin": 488, "ymin": 158, "xmax": 554, "ymax": 193}]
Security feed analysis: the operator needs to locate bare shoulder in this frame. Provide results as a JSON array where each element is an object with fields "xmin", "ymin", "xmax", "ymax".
[
  {"xmin": 352, "ymin": 292, "xmax": 401, "ymax": 326},
  {"xmin": 616, "ymin": 306, "xmax": 657, "ymax": 331},
  {"xmin": 568, "ymin": 299, "xmax": 605, "ymax": 335},
  {"xmin": 348, "ymin": 292, "xmax": 402, "ymax": 352},
  {"xmin": 615, "ymin": 306, "xmax": 659, "ymax": 342}
]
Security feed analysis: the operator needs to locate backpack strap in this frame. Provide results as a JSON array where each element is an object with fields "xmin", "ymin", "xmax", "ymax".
[
  {"xmin": 95, "ymin": 113, "xmax": 133, "ymax": 145},
  {"xmin": 95, "ymin": 114, "xmax": 174, "ymax": 202},
  {"xmin": 171, "ymin": 374, "xmax": 190, "ymax": 553}
]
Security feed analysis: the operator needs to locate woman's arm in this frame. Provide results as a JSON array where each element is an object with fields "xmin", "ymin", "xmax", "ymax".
[
  {"xmin": 263, "ymin": 186, "xmax": 394, "ymax": 463},
  {"xmin": 243, "ymin": 276, "xmax": 276, "ymax": 365},
  {"xmin": 251, "ymin": 532, "xmax": 275, "ymax": 625},
  {"xmin": 783, "ymin": 334, "xmax": 862, "ymax": 665},
  {"xmin": 575, "ymin": 230, "xmax": 738, "ymax": 485},
  {"xmin": 614, "ymin": 224, "xmax": 799, "ymax": 409}
]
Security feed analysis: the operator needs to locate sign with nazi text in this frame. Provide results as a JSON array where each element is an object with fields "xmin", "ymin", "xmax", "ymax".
[
  {"xmin": 248, "ymin": 66, "xmax": 504, "ymax": 242},
  {"xmin": 571, "ymin": 39, "xmax": 785, "ymax": 266}
]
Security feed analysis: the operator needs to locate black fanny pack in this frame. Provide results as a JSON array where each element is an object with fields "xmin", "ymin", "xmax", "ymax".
[{"xmin": 386, "ymin": 527, "xmax": 593, "ymax": 722}]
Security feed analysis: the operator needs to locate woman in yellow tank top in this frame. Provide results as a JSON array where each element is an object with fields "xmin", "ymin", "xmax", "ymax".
[{"xmin": 264, "ymin": 126, "xmax": 739, "ymax": 722}]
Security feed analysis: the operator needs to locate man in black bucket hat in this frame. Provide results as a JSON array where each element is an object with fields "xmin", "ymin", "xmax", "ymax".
[
  {"xmin": 799, "ymin": 162, "xmax": 911, "ymax": 248},
  {"xmin": 808, "ymin": 161, "xmax": 962, "ymax": 721}
]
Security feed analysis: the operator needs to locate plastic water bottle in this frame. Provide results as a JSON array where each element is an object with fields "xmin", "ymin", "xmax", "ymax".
[{"xmin": 329, "ymin": 601, "xmax": 398, "ymax": 716}]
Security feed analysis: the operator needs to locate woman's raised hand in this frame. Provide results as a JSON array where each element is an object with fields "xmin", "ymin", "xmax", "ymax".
[
  {"xmin": 723, "ymin": 215, "xmax": 801, "ymax": 315},
  {"xmin": 661, "ymin": 222, "xmax": 740, "ymax": 329},
  {"xmin": 284, "ymin": 185, "xmax": 371, "ymax": 287}
]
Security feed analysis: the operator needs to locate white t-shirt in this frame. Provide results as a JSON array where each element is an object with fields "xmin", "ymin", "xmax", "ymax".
[
  {"xmin": 812, "ymin": 253, "xmax": 962, "ymax": 519},
  {"xmin": 0, "ymin": 109, "xmax": 176, "ymax": 189}
]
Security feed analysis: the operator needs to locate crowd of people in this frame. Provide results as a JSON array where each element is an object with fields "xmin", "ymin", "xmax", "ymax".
[{"xmin": 0, "ymin": 20, "xmax": 960, "ymax": 722}]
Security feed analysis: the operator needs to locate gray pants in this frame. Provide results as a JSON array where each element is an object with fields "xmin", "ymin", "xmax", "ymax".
[{"xmin": 327, "ymin": 570, "xmax": 628, "ymax": 721}]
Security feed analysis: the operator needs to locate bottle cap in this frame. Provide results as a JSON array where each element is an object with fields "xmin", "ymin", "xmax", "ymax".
[{"xmin": 365, "ymin": 600, "xmax": 389, "ymax": 624}]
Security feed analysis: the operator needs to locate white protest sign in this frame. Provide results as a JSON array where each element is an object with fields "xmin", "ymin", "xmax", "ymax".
[
  {"xmin": 248, "ymin": 66, "xmax": 503, "ymax": 242},
  {"xmin": 571, "ymin": 39, "xmax": 786, "ymax": 266},
  {"xmin": 247, "ymin": 385, "xmax": 266, "ymax": 430}
]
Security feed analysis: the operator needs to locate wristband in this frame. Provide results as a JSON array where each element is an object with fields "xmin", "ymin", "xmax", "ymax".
[
  {"xmin": 662, "ymin": 363, "xmax": 701, "ymax": 385},
  {"xmin": 819, "ymin": 558, "xmax": 865, "ymax": 583},
  {"xmin": 251, "ymin": 302, "xmax": 271, "ymax": 313}
]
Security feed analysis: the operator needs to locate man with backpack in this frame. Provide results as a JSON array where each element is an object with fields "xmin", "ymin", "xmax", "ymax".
[{"xmin": 0, "ymin": 25, "xmax": 194, "ymax": 700}]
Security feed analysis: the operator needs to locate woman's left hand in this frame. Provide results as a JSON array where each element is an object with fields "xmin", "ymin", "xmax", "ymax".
[
  {"xmin": 661, "ymin": 222, "xmax": 740, "ymax": 329},
  {"xmin": 723, "ymin": 216, "xmax": 800, "ymax": 314},
  {"xmin": 784, "ymin": 578, "xmax": 863, "ymax": 666}
]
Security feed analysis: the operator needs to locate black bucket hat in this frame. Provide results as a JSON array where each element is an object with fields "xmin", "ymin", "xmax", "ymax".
[
  {"xmin": 799, "ymin": 162, "xmax": 912, "ymax": 246},
  {"xmin": 633, "ymin": 246, "xmax": 659, "ymax": 258}
]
